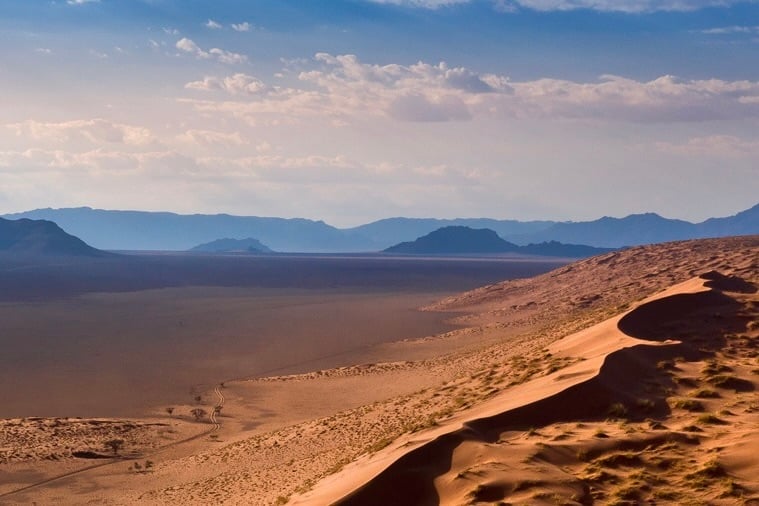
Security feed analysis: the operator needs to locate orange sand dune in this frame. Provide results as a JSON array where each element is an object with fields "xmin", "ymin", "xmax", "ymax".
[{"xmin": 293, "ymin": 273, "xmax": 755, "ymax": 505}]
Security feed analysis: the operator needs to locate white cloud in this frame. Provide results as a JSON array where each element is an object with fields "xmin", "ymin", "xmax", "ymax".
[
  {"xmin": 185, "ymin": 73, "xmax": 266, "ymax": 95},
  {"xmin": 367, "ymin": 0, "xmax": 468, "ymax": 7},
  {"xmin": 387, "ymin": 93, "xmax": 472, "ymax": 121},
  {"xmin": 89, "ymin": 49, "xmax": 109, "ymax": 59},
  {"xmin": 66, "ymin": 0, "xmax": 99, "ymax": 5},
  {"xmin": 368, "ymin": 0, "xmax": 754, "ymax": 12},
  {"xmin": 205, "ymin": 19, "xmax": 223, "ymax": 29},
  {"xmin": 700, "ymin": 25, "xmax": 759, "ymax": 34},
  {"xmin": 656, "ymin": 135, "xmax": 759, "ymax": 157},
  {"xmin": 163, "ymin": 27, "xmax": 180, "ymax": 35},
  {"xmin": 0, "ymin": 148, "xmax": 193, "ymax": 177},
  {"xmin": 35, "ymin": 48, "xmax": 52, "ymax": 55},
  {"xmin": 6, "ymin": 119, "xmax": 155, "ymax": 147},
  {"xmin": 175, "ymin": 38, "xmax": 247, "ymax": 64},
  {"xmin": 176, "ymin": 129, "xmax": 247, "ymax": 147},
  {"xmin": 176, "ymin": 38, "xmax": 209, "ymax": 59},
  {"xmin": 505, "ymin": 0, "xmax": 750, "ymax": 12},
  {"xmin": 231, "ymin": 22, "xmax": 251, "ymax": 32},
  {"xmin": 208, "ymin": 48, "xmax": 247, "ymax": 65}
]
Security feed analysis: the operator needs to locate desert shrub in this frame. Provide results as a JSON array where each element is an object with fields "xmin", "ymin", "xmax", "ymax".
[
  {"xmin": 190, "ymin": 408, "xmax": 208, "ymax": 422},
  {"xmin": 104, "ymin": 438, "xmax": 124, "ymax": 455},
  {"xmin": 702, "ymin": 360, "xmax": 732, "ymax": 375},
  {"xmin": 687, "ymin": 459, "xmax": 726, "ymax": 479},
  {"xmin": 671, "ymin": 398, "xmax": 704, "ymax": 412},
  {"xmin": 696, "ymin": 413, "xmax": 726, "ymax": 425},
  {"xmin": 607, "ymin": 403, "xmax": 628, "ymax": 418},
  {"xmin": 594, "ymin": 452, "xmax": 643, "ymax": 468},
  {"xmin": 690, "ymin": 388, "xmax": 720, "ymax": 398}
]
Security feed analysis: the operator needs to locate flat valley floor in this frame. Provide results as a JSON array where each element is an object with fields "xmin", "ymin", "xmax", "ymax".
[{"xmin": 0, "ymin": 253, "xmax": 563, "ymax": 418}]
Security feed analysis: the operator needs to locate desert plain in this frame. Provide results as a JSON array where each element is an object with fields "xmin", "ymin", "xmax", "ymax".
[{"xmin": 1, "ymin": 236, "xmax": 758, "ymax": 505}]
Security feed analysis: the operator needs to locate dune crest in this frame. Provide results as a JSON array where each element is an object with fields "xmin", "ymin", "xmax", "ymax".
[{"xmin": 294, "ymin": 272, "xmax": 757, "ymax": 505}]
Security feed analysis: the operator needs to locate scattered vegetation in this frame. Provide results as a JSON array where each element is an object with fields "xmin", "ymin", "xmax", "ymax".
[
  {"xmin": 702, "ymin": 360, "xmax": 733, "ymax": 376},
  {"xmin": 689, "ymin": 388, "xmax": 720, "ymax": 399},
  {"xmin": 635, "ymin": 398, "xmax": 655, "ymax": 412},
  {"xmin": 696, "ymin": 413, "xmax": 726, "ymax": 425},
  {"xmin": 104, "ymin": 438, "xmax": 124, "ymax": 456},
  {"xmin": 129, "ymin": 460, "xmax": 154, "ymax": 473},
  {"xmin": 593, "ymin": 452, "xmax": 643, "ymax": 469},
  {"xmin": 670, "ymin": 398, "xmax": 704, "ymax": 412},
  {"xmin": 190, "ymin": 408, "xmax": 208, "ymax": 422},
  {"xmin": 607, "ymin": 403, "xmax": 628, "ymax": 418}
]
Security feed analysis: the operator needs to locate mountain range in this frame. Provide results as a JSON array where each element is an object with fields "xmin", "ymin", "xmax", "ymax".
[{"xmin": 3, "ymin": 203, "xmax": 757, "ymax": 252}]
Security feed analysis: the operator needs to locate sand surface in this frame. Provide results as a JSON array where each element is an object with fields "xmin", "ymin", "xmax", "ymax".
[{"xmin": 1, "ymin": 236, "xmax": 757, "ymax": 505}]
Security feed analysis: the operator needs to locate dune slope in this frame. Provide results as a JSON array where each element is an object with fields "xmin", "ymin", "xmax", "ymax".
[{"xmin": 297, "ymin": 270, "xmax": 758, "ymax": 505}]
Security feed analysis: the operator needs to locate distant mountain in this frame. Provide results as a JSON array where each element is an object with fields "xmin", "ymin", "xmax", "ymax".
[
  {"xmin": 3, "ymin": 208, "xmax": 374, "ymax": 253},
  {"xmin": 3, "ymin": 202, "xmax": 756, "ymax": 252},
  {"xmin": 508, "ymin": 213, "xmax": 694, "ymax": 248},
  {"xmin": 0, "ymin": 217, "xmax": 104, "ymax": 257},
  {"xmin": 519, "ymin": 241, "xmax": 615, "ymax": 257},
  {"xmin": 385, "ymin": 226, "xmax": 519, "ymax": 254},
  {"xmin": 347, "ymin": 217, "xmax": 554, "ymax": 249},
  {"xmin": 698, "ymin": 203, "xmax": 759, "ymax": 238},
  {"xmin": 506, "ymin": 204, "xmax": 759, "ymax": 248},
  {"xmin": 385, "ymin": 226, "xmax": 611, "ymax": 258},
  {"xmin": 190, "ymin": 237, "xmax": 273, "ymax": 253}
]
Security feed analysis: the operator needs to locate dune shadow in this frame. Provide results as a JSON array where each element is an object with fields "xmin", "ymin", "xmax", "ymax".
[
  {"xmin": 700, "ymin": 270, "xmax": 757, "ymax": 294},
  {"xmin": 618, "ymin": 282, "xmax": 749, "ymax": 363}
]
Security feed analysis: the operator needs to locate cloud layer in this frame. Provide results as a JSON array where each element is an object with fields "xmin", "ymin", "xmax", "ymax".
[
  {"xmin": 370, "ymin": 0, "xmax": 756, "ymax": 12},
  {"xmin": 184, "ymin": 53, "xmax": 759, "ymax": 124}
]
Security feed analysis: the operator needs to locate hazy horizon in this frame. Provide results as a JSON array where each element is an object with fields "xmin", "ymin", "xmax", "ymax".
[
  {"xmin": 4, "ymin": 201, "xmax": 757, "ymax": 229},
  {"xmin": 1, "ymin": 1, "xmax": 758, "ymax": 227}
]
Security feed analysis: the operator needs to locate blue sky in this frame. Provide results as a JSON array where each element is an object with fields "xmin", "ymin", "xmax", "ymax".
[{"xmin": 1, "ymin": 0, "xmax": 757, "ymax": 225}]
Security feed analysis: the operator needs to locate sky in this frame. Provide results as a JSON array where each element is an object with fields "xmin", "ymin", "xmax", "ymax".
[{"xmin": 0, "ymin": 0, "xmax": 758, "ymax": 226}]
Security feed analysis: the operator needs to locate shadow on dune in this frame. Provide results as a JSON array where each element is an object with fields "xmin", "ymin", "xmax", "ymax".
[
  {"xmin": 700, "ymin": 270, "xmax": 757, "ymax": 294},
  {"xmin": 335, "ymin": 273, "xmax": 753, "ymax": 506}
]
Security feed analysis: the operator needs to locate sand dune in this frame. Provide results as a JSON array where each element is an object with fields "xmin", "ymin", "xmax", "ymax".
[
  {"xmin": 295, "ymin": 268, "xmax": 759, "ymax": 505},
  {"xmin": 2, "ymin": 236, "xmax": 757, "ymax": 505}
]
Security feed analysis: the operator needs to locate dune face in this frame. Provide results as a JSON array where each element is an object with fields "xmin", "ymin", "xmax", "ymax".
[{"xmin": 318, "ymin": 274, "xmax": 758, "ymax": 505}]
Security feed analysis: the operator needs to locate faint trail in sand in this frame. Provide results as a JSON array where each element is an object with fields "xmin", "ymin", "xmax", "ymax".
[{"xmin": 210, "ymin": 384, "xmax": 225, "ymax": 430}]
